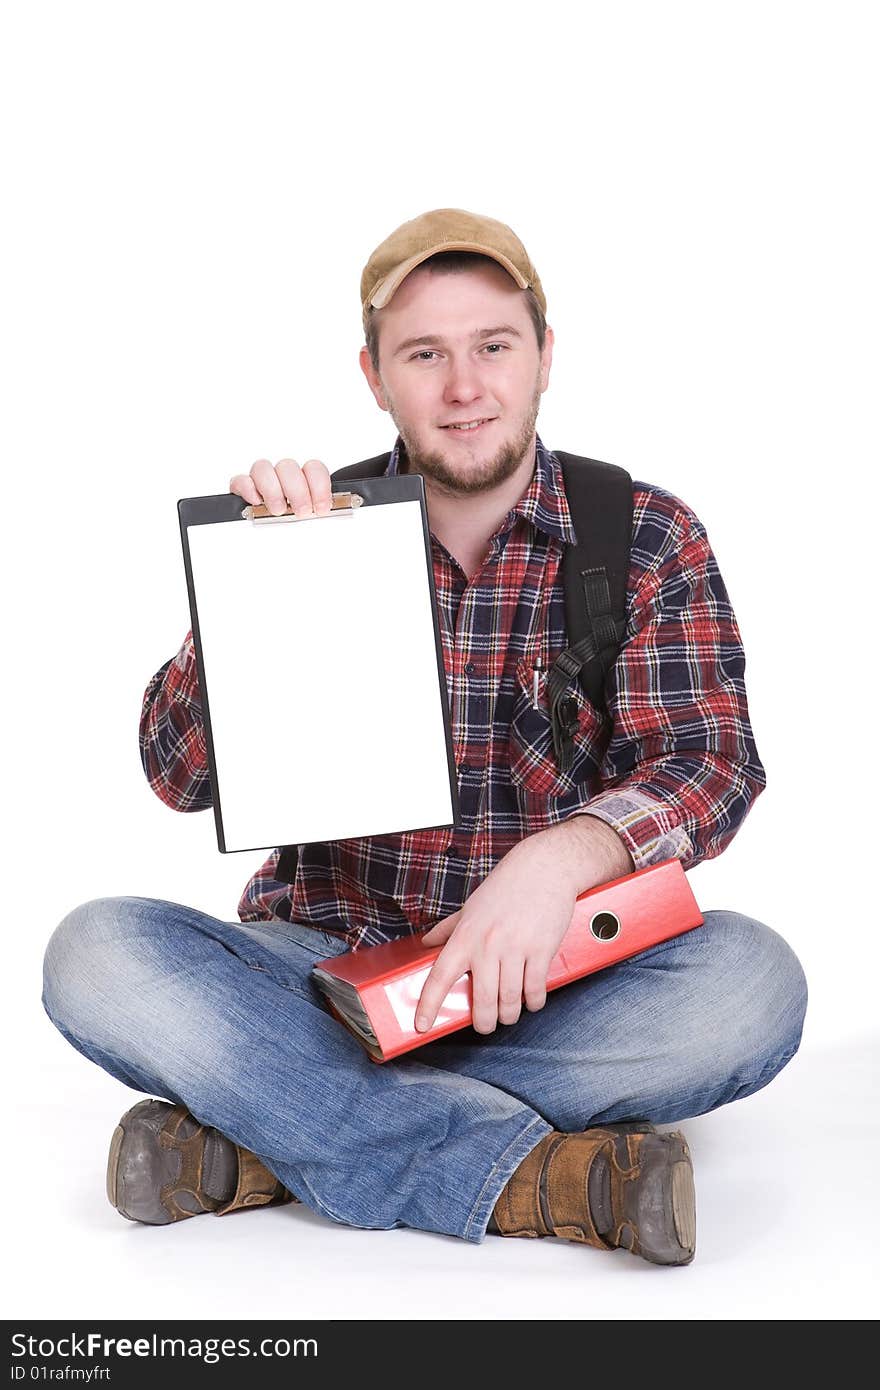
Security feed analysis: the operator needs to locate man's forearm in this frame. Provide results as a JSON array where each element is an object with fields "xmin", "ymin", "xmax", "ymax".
[{"xmin": 529, "ymin": 813, "xmax": 635, "ymax": 896}]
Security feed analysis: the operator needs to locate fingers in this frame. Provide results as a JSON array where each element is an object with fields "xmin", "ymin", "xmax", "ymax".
[
  {"xmin": 228, "ymin": 458, "xmax": 333, "ymax": 517},
  {"xmin": 522, "ymin": 955, "xmax": 549, "ymax": 1014},
  {"xmin": 228, "ymin": 471, "xmax": 263, "ymax": 506},
  {"xmin": 415, "ymin": 953, "xmax": 507, "ymax": 1036},
  {"xmin": 497, "ymin": 954, "xmax": 525, "ymax": 1028},
  {"xmin": 420, "ymin": 911, "xmax": 460, "ymax": 947},
  {"xmin": 471, "ymin": 958, "xmax": 503, "ymax": 1033},
  {"xmin": 415, "ymin": 941, "xmax": 549, "ymax": 1036},
  {"xmin": 285, "ymin": 458, "xmax": 333, "ymax": 516},
  {"xmin": 415, "ymin": 948, "xmax": 472, "ymax": 1034}
]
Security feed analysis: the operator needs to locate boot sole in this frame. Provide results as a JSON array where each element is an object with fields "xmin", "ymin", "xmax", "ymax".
[
  {"xmin": 106, "ymin": 1123, "xmax": 128, "ymax": 1216},
  {"xmin": 626, "ymin": 1132, "xmax": 696, "ymax": 1265},
  {"xmin": 672, "ymin": 1159, "xmax": 696, "ymax": 1253},
  {"xmin": 107, "ymin": 1099, "xmax": 296, "ymax": 1224},
  {"xmin": 106, "ymin": 1099, "xmax": 200, "ymax": 1224}
]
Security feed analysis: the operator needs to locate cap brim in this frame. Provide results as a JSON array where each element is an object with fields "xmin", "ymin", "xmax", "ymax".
[{"xmin": 370, "ymin": 242, "xmax": 530, "ymax": 309}]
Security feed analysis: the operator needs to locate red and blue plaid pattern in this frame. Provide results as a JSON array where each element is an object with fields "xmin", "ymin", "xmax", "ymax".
[{"xmin": 140, "ymin": 435, "xmax": 765, "ymax": 946}]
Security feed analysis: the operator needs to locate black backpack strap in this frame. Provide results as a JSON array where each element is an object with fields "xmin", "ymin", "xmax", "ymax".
[
  {"xmin": 275, "ymin": 451, "xmax": 392, "ymax": 888},
  {"xmin": 329, "ymin": 452, "xmax": 393, "ymax": 482},
  {"xmin": 546, "ymin": 453, "xmax": 633, "ymax": 772}
]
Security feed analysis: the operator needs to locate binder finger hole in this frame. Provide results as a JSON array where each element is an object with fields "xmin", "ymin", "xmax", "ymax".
[{"xmin": 590, "ymin": 910, "xmax": 621, "ymax": 941}]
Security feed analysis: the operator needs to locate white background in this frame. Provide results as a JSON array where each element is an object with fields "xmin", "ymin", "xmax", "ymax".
[{"xmin": 3, "ymin": 0, "xmax": 877, "ymax": 1322}]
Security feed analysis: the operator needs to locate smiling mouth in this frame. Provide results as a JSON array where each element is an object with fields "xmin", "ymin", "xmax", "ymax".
[{"xmin": 440, "ymin": 418, "xmax": 496, "ymax": 434}]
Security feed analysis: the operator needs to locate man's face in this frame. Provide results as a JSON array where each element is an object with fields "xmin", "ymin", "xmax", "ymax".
[{"xmin": 359, "ymin": 259, "xmax": 554, "ymax": 496}]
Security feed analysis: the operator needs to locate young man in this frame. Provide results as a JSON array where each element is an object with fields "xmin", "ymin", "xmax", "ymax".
[{"xmin": 42, "ymin": 208, "xmax": 807, "ymax": 1266}]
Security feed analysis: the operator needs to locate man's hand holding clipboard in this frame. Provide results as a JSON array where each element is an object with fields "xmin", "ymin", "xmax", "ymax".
[{"xmin": 229, "ymin": 455, "xmax": 336, "ymax": 519}]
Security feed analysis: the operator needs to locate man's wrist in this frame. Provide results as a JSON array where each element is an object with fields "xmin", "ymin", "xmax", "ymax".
[{"xmin": 541, "ymin": 813, "xmax": 635, "ymax": 894}]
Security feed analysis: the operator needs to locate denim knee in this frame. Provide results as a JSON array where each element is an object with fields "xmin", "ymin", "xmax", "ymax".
[
  {"xmin": 701, "ymin": 909, "xmax": 809, "ymax": 1073},
  {"xmin": 42, "ymin": 897, "xmax": 134, "ymax": 1034}
]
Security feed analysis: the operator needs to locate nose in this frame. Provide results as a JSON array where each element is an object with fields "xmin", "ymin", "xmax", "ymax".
[{"xmin": 442, "ymin": 352, "xmax": 485, "ymax": 407}]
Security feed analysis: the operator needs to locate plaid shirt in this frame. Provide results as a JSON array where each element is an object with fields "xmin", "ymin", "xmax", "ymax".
[{"xmin": 140, "ymin": 434, "xmax": 765, "ymax": 947}]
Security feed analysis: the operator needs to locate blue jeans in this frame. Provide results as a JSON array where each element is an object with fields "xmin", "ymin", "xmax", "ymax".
[{"xmin": 41, "ymin": 897, "xmax": 807, "ymax": 1243}]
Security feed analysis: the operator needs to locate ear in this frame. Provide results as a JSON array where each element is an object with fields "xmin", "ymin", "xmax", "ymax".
[
  {"xmin": 359, "ymin": 345, "xmax": 390, "ymax": 412},
  {"xmin": 539, "ymin": 324, "xmax": 554, "ymax": 394}
]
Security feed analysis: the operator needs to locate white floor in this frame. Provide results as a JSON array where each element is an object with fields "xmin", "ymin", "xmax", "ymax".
[{"xmin": 10, "ymin": 1026, "xmax": 877, "ymax": 1322}]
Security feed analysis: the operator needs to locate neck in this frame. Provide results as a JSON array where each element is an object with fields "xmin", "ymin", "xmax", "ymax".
[{"xmin": 402, "ymin": 437, "xmax": 538, "ymax": 578}]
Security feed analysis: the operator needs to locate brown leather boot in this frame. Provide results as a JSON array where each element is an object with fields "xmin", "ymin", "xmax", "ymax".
[
  {"xmin": 487, "ymin": 1123, "xmax": 696, "ymax": 1265},
  {"xmin": 106, "ymin": 1099, "xmax": 298, "ymax": 1225}
]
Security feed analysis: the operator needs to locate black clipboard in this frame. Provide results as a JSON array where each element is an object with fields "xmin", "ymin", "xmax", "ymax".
[{"xmin": 178, "ymin": 473, "xmax": 461, "ymax": 854}]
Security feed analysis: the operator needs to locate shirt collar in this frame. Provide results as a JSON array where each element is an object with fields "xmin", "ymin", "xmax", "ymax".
[{"xmin": 384, "ymin": 431, "xmax": 577, "ymax": 546}]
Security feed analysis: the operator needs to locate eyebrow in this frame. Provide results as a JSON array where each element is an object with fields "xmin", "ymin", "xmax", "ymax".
[{"xmin": 392, "ymin": 324, "xmax": 524, "ymax": 356}]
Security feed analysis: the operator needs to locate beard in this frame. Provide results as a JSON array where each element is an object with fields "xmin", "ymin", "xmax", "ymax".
[{"xmin": 385, "ymin": 374, "xmax": 543, "ymax": 497}]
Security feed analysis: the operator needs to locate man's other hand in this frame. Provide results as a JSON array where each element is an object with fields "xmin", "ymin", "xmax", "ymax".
[{"xmin": 414, "ymin": 817, "xmax": 631, "ymax": 1035}]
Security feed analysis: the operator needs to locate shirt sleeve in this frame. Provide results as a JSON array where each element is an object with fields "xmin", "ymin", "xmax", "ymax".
[
  {"xmin": 567, "ymin": 491, "xmax": 766, "ymax": 870},
  {"xmin": 138, "ymin": 628, "xmax": 213, "ymax": 812}
]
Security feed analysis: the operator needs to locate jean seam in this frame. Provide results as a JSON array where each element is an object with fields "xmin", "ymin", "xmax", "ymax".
[
  {"xmin": 733, "ymin": 1042, "xmax": 801, "ymax": 1101},
  {"xmin": 463, "ymin": 1114, "xmax": 552, "ymax": 1241},
  {"xmin": 290, "ymin": 1171, "xmax": 361, "ymax": 1226},
  {"xmin": 233, "ymin": 957, "xmax": 326, "ymax": 1004}
]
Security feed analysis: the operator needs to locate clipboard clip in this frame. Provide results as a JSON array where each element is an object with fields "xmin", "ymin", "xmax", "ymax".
[{"xmin": 242, "ymin": 492, "xmax": 364, "ymax": 523}]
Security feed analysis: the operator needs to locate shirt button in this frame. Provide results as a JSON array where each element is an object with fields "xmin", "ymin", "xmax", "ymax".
[
  {"xmin": 464, "ymin": 661, "xmax": 477, "ymax": 676},
  {"xmin": 458, "ymin": 762, "xmax": 470, "ymax": 775}
]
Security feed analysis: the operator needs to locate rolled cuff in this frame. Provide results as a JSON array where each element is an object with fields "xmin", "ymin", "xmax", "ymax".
[{"xmin": 567, "ymin": 786, "xmax": 693, "ymax": 870}]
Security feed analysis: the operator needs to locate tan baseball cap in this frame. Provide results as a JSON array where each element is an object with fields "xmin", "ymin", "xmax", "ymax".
[{"xmin": 360, "ymin": 207, "xmax": 547, "ymax": 333}]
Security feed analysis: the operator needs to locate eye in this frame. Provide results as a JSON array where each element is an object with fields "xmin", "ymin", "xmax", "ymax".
[{"xmin": 409, "ymin": 343, "xmax": 509, "ymax": 362}]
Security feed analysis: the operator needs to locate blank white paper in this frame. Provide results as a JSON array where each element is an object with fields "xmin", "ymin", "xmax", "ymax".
[{"xmin": 186, "ymin": 500, "xmax": 456, "ymax": 851}]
